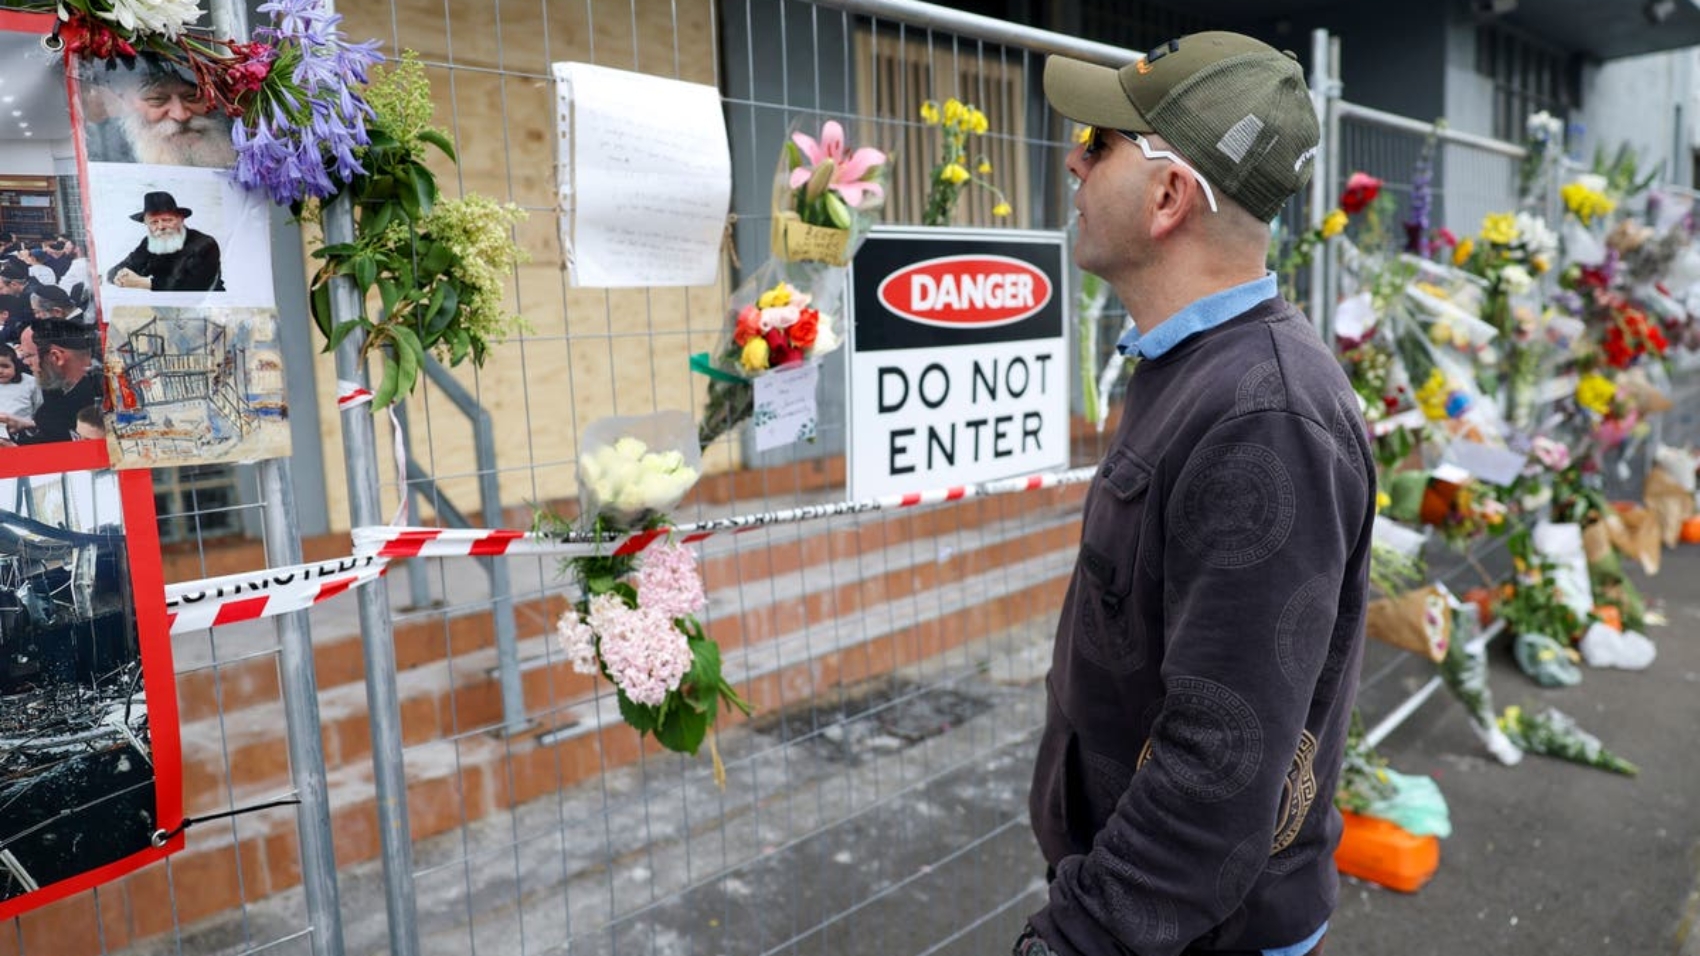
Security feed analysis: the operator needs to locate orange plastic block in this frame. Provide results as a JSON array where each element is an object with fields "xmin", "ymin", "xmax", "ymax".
[
  {"xmin": 1681, "ymin": 515, "xmax": 1700, "ymax": 545},
  {"xmin": 1334, "ymin": 810, "xmax": 1440, "ymax": 893}
]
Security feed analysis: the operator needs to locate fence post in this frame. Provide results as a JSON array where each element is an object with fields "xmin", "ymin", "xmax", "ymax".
[
  {"xmin": 319, "ymin": 134, "xmax": 425, "ymax": 956},
  {"xmin": 261, "ymin": 463, "xmax": 348, "ymax": 956},
  {"xmin": 207, "ymin": 0, "xmax": 350, "ymax": 952},
  {"xmin": 1308, "ymin": 28, "xmax": 1333, "ymax": 333}
]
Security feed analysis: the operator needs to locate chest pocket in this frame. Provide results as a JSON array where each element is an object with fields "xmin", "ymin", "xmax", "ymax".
[{"xmin": 1079, "ymin": 446, "xmax": 1154, "ymax": 612}]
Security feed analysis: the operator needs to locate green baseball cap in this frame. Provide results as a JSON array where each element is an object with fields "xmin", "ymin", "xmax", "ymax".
[{"xmin": 1045, "ymin": 31, "xmax": 1320, "ymax": 221}]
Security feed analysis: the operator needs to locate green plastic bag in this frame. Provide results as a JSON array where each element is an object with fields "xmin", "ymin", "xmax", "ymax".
[
  {"xmin": 1513, "ymin": 631, "xmax": 1582, "ymax": 687},
  {"xmin": 1364, "ymin": 769, "xmax": 1452, "ymax": 838}
]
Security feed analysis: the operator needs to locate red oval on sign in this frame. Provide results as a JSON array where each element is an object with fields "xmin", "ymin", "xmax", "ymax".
[{"xmin": 876, "ymin": 255, "xmax": 1053, "ymax": 329}]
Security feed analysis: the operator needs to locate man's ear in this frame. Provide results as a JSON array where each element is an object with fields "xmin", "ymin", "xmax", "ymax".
[{"xmin": 1147, "ymin": 165, "xmax": 1197, "ymax": 240}]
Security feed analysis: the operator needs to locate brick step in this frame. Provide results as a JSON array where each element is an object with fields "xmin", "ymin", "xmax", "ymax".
[
  {"xmin": 166, "ymin": 484, "xmax": 1086, "ymax": 730},
  {"xmin": 8, "ymin": 547, "xmax": 1076, "ymax": 953},
  {"xmin": 177, "ymin": 501, "xmax": 1085, "ymax": 811}
]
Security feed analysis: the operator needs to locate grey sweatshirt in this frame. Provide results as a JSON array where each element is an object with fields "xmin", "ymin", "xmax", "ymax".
[{"xmin": 1028, "ymin": 296, "xmax": 1376, "ymax": 956}]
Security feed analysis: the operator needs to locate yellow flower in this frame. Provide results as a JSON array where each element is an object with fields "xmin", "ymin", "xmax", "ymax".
[
  {"xmin": 1480, "ymin": 212, "xmax": 1517, "ymax": 246},
  {"xmin": 1429, "ymin": 320, "xmax": 1453, "ymax": 346},
  {"xmin": 1531, "ymin": 254, "xmax": 1550, "ymax": 275},
  {"xmin": 740, "ymin": 336, "xmax": 771, "ymax": 372},
  {"xmin": 1416, "ymin": 368, "xmax": 1450, "ymax": 421},
  {"xmin": 1561, "ymin": 181, "xmax": 1617, "ymax": 226},
  {"xmin": 919, "ymin": 101, "xmax": 940, "ymax": 126},
  {"xmin": 992, "ymin": 201, "xmax": 1012, "ymax": 217},
  {"xmin": 940, "ymin": 162, "xmax": 970, "ymax": 185},
  {"xmin": 968, "ymin": 109, "xmax": 989, "ymax": 135},
  {"xmin": 977, "ymin": 159, "xmax": 993, "ymax": 175},
  {"xmin": 943, "ymin": 98, "xmax": 966, "ymax": 129},
  {"xmin": 1376, "ymin": 491, "xmax": 1392, "ymax": 512},
  {"xmin": 756, "ymin": 283, "xmax": 792, "ymax": 309},
  {"xmin": 1575, "ymin": 372, "xmax": 1617, "ymax": 415},
  {"xmin": 1320, "ymin": 208, "xmax": 1347, "ymax": 239},
  {"xmin": 1452, "ymin": 238, "xmax": 1474, "ymax": 266},
  {"xmin": 1075, "ymin": 125, "xmax": 1093, "ymax": 144}
]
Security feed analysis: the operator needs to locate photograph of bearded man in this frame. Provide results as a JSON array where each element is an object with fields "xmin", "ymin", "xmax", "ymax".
[
  {"xmin": 78, "ymin": 55, "xmax": 236, "ymax": 169},
  {"xmin": 105, "ymin": 192, "xmax": 225, "ymax": 293}
]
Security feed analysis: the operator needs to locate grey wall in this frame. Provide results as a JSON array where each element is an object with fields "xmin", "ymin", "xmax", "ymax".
[{"xmin": 1579, "ymin": 49, "xmax": 1697, "ymax": 189}]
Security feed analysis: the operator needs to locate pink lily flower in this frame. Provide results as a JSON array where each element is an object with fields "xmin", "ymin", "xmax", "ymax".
[{"xmin": 789, "ymin": 121, "xmax": 887, "ymax": 207}]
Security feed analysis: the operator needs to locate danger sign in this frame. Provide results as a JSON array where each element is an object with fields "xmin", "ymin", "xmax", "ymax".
[{"xmin": 847, "ymin": 227, "xmax": 1069, "ymax": 499}]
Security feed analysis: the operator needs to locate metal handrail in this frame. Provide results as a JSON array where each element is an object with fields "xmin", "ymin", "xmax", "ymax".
[
  {"xmin": 395, "ymin": 356, "xmax": 527, "ymax": 737},
  {"xmin": 808, "ymin": 0, "xmax": 1138, "ymax": 65}
]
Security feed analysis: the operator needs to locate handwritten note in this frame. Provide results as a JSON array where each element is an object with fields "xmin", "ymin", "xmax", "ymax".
[
  {"xmin": 752, "ymin": 363, "xmax": 820, "ymax": 452},
  {"xmin": 554, "ymin": 62, "xmax": 731, "ymax": 288}
]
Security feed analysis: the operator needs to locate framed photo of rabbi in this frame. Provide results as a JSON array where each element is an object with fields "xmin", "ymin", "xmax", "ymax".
[{"xmin": 85, "ymin": 164, "xmax": 273, "ymax": 309}]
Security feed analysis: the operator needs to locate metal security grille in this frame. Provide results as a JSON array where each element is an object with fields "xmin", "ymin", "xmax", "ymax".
[{"xmin": 1475, "ymin": 22, "xmax": 1578, "ymax": 143}]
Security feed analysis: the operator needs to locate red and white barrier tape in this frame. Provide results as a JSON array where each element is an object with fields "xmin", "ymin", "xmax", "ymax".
[
  {"xmin": 163, "ymin": 467, "xmax": 1094, "ymax": 633},
  {"xmin": 336, "ymin": 378, "xmax": 412, "ymax": 526},
  {"xmin": 165, "ymin": 555, "xmax": 389, "ymax": 634},
  {"xmin": 352, "ymin": 467, "xmax": 1096, "ymax": 560}
]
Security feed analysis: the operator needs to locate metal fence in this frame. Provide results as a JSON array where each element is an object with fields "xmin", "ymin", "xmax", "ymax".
[{"xmin": 5, "ymin": 3, "xmax": 1690, "ymax": 956}]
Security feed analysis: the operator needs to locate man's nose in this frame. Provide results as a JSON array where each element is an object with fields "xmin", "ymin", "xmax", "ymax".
[
  {"xmin": 165, "ymin": 97, "xmax": 196, "ymax": 122},
  {"xmin": 1065, "ymin": 143, "xmax": 1088, "ymax": 181}
]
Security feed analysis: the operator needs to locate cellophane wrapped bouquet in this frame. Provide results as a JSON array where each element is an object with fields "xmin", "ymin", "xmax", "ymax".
[
  {"xmin": 697, "ymin": 119, "xmax": 887, "ymax": 447},
  {"xmin": 545, "ymin": 411, "xmax": 749, "ymax": 784}
]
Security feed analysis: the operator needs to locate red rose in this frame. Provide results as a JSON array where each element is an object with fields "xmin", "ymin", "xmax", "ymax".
[
  {"xmin": 733, "ymin": 305, "xmax": 762, "ymax": 346},
  {"xmin": 1340, "ymin": 172, "xmax": 1382, "ymax": 215},
  {"xmin": 789, "ymin": 308, "xmax": 821, "ymax": 349}
]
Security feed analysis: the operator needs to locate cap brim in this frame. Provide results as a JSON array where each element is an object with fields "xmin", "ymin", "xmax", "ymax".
[{"xmin": 1043, "ymin": 55, "xmax": 1154, "ymax": 133}]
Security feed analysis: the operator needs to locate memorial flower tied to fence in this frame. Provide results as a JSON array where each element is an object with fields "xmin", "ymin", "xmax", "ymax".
[
  {"xmin": 697, "ymin": 118, "xmax": 883, "ymax": 447},
  {"xmin": 921, "ymin": 98, "xmax": 1011, "ymax": 225},
  {"xmin": 542, "ymin": 413, "xmax": 751, "ymax": 785}
]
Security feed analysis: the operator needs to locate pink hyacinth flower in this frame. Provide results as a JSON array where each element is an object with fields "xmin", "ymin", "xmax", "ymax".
[{"xmin": 788, "ymin": 121, "xmax": 887, "ymax": 207}]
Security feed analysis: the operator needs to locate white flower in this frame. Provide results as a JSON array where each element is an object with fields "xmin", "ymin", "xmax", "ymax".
[
  {"xmin": 1515, "ymin": 212, "xmax": 1558, "ymax": 261},
  {"xmin": 612, "ymin": 436, "xmax": 649, "ymax": 459},
  {"xmin": 1501, "ymin": 264, "xmax": 1534, "ymax": 294},
  {"xmin": 1576, "ymin": 173, "xmax": 1609, "ymax": 194},
  {"xmin": 93, "ymin": 0, "xmax": 202, "ymax": 38},
  {"xmin": 809, "ymin": 320, "xmax": 841, "ymax": 355},
  {"xmin": 1525, "ymin": 110, "xmax": 1563, "ymax": 143}
]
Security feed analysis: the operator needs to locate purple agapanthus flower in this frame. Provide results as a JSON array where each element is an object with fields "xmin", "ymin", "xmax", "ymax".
[
  {"xmin": 1403, "ymin": 144, "xmax": 1434, "ymax": 256},
  {"xmin": 235, "ymin": 0, "xmax": 383, "ymax": 204}
]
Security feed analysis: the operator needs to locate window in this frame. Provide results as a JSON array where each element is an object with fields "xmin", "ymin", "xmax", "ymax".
[
  {"xmin": 856, "ymin": 27, "xmax": 1030, "ymax": 227},
  {"xmin": 153, "ymin": 464, "xmax": 243, "ymax": 544},
  {"xmin": 1476, "ymin": 23, "xmax": 1578, "ymax": 143}
]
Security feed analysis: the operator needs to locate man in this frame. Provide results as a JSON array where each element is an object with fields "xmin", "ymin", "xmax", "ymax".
[
  {"xmin": 1016, "ymin": 33, "xmax": 1375, "ymax": 956},
  {"xmin": 81, "ymin": 55, "xmax": 236, "ymax": 168},
  {"xmin": 3, "ymin": 319, "xmax": 102, "ymax": 445},
  {"xmin": 29, "ymin": 285, "xmax": 89, "ymax": 326},
  {"xmin": 106, "ymin": 192, "xmax": 225, "ymax": 293},
  {"xmin": 0, "ymin": 260, "xmax": 33, "ymax": 344}
]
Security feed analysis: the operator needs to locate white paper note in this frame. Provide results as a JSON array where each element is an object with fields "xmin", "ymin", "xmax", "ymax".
[
  {"xmin": 554, "ymin": 62, "xmax": 731, "ymax": 288},
  {"xmin": 1442, "ymin": 438, "xmax": 1529, "ymax": 487},
  {"xmin": 753, "ymin": 363, "xmax": 820, "ymax": 452}
]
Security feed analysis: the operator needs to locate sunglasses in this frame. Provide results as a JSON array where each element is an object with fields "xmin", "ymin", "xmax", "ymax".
[{"xmin": 1081, "ymin": 127, "xmax": 1220, "ymax": 214}]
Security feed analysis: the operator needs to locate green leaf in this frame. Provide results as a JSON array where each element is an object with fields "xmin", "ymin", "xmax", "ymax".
[
  {"xmin": 412, "ymin": 165, "xmax": 438, "ymax": 218},
  {"xmin": 419, "ymin": 129, "xmax": 458, "ymax": 162},
  {"xmin": 784, "ymin": 140, "xmax": 804, "ymax": 170},
  {"xmin": 420, "ymin": 240, "xmax": 455, "ymax": 277},
  {"xmin": 617, "ymin": 691, "xmax": 660, "ymax": 734},
  {"xmin": 315, "ymin": 242, "xmax": 361, "ymax": 259},
  {"xmin": 395, "ymin": 166, "xmax": 422, "ymax": 220},
  {"xmin": 360, "ymin": 202, "xmax": 395, "ymax": 240},
  {"xmin": 370, "ymin": 347, "xmax": 400, "ymax": 409},
  {"xmin": 653, "ymin": 704, "xmax": 710, "ymax": 755},
  {"xmin": 353, "ymin": 255, "xmax": 378, "ymax": 292},
  {"xmin": 824, "ymin": 191, "xmax": 852, "ymax": 229},
  {"xmin": 377, "ymin": 278, "xmax": 401, "ymax": 320},
  {"xmin": 325, "ymin": 318, "xmax": 368, "ymax": 354},
  {"xmin": 428, "ymin": 282, "xmax": 460, "ymax": 334},
  {"xmin": 449, "ymin": 327, "xmax": 472, "ymax": 366},
  {"xmin": 310, "ymin": 281, "xmax": 334, "ymax": 340},
  {"xmin": 392, "ymin": 326, "xmax": 423, "ymax": 401}
]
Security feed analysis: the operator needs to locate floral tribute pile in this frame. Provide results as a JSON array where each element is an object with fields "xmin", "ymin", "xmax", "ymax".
[
  {"xmin": 41, "ymin": 0, "xmax": 528, "ymax": 405},
  {"xmin": 1296, "ymin": 116, "xmax": 1700, "ymax": 790}
]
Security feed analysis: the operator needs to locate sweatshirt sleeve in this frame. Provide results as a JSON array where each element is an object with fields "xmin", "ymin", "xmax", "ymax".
[{"xmin": 1031, "ymin": 408, "xmax": 1367, "ymax": 956}]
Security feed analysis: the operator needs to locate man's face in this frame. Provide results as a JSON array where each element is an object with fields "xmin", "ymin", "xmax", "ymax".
[
  {"xmin": 16, "ymin": 330, "xmax": 39, "ymax": 377},
  {"xmin": 145, "ymin": 211, "xmax": 185, "ymax": 240},
  {"xmin": 0, "ymin": 277, "xmax": 21, "ymax": 297},
  {"xmin": 134, "ymin": 79, "xmax": 213, "ymax": 125},
  {"xmin": 1067, "ymin": 128, "xmax": 1156, "ymax": 281}
]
